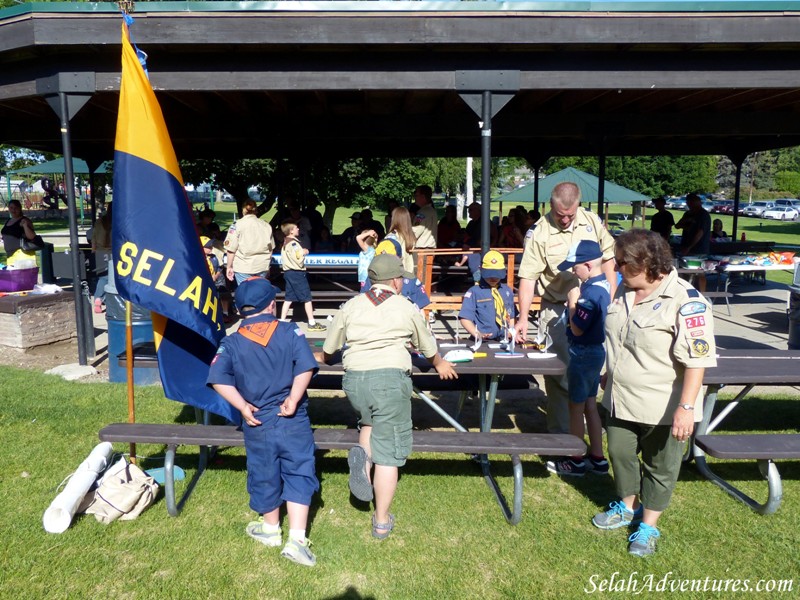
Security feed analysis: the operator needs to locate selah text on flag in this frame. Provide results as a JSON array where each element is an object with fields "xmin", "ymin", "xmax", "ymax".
[{"xmin": 112, "ymin": 20, "xmax": 238, "ymax": 423}]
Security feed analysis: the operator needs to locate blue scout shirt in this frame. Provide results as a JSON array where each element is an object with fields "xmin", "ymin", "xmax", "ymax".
[
  {"xmin": 362, "ymin": 274, "xmax": 431, "ymax": 310},
  {"xmin": 207, "ymin": 314, "xmax": 319, "ymax": 426},
  {"xmin": 458, "ymin": 281, "xmax": 516, "ymax": 340},
  {"xmin": 567, "ymin": 274, "xmax": 611, "ymax": 346}
]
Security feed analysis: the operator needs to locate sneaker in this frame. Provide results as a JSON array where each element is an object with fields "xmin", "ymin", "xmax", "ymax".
[
  {"xmin": 592, "ymin": 501, "xmax": 643, "ymax": 530},
  {"xmin": 587, "ymin": 456, "xmax": 610, "ymax": 475},
  {"xmin": 245, "ymin": 517, "xmax": 282, "ymax": 547},
  {"xmin": 347, "ymin": 445, "xmax": 374, "ymax": 501},
  {"xmin": 628, "ymin": 523, "xmax": 660, "ymax": 557},
  {"xmin": 307, "ymin": 322, "xmax": 327, "ymax": 332},
  {"xmin": 546, "ymin": 458, "xmax": 587, "ymax": 476},
  {"xmin": 281, "ymin": 538, "xmax": 316, "ymax": 567}
]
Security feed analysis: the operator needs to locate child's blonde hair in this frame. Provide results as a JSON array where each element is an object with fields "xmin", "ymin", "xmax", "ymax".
[{"xmin": 280, "ymin": 219, "xmax": 298, "ymax": 238}]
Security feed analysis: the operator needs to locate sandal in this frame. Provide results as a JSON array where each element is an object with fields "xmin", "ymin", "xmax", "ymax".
[
  {"xmin": 347, "ymin": 445, "xmax": 373, "ymax": 502},
  {"xmin": 372, "ymin": 513, "xmax": 395, "ymax": 540}
]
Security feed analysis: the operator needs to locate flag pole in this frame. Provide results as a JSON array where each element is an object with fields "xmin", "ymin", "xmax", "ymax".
[{"xmin": 125, "ymin": 300, "xmax": 136, "ymax": 463}]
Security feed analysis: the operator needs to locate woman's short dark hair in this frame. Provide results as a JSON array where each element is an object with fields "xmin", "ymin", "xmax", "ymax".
[
  {"xmin": 8, "ymin": 199, "xmax": 21, "ymax": 210},
  {"xmin": 615, "ymin": 229, "xmax": 673, "ymax": 282}
]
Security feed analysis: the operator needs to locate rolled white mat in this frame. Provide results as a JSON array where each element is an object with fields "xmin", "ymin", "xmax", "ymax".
[{"xmin": 43, "ymin": 442, "xmax": 114, "ymax": 534}]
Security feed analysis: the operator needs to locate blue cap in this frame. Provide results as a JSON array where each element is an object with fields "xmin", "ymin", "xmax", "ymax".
[
  {"xmin": 235, "ymin": 277, "xmax": 279, "ymax": 316},
  {"xmin": 558, "ymin": 240, "xmax": 603, "ymax": 271}
]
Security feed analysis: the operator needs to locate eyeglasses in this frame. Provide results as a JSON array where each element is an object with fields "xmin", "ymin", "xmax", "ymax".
[{"xmin": 614, "ymin": 257, "xmax": 628, "ymax": 268}]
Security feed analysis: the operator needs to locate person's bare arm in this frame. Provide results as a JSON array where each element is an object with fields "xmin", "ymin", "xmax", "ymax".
[{"xmin": 514, "ymin": 277, "xmax": 535, "ymax": 342}]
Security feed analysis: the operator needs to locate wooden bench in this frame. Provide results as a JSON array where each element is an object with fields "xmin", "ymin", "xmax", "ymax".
[
  {"xmin": 99, "ymin": 423, "xmax": 585, "ymax": 525},
  {"xmin": 694, "ymin": 433, "xmax": 800, "ymax": 515}
]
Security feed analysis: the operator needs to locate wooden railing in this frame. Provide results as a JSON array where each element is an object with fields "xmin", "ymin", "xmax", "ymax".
[{"xmin": 413, "ymin": 248, "xmax": 541, "ymax": 319}]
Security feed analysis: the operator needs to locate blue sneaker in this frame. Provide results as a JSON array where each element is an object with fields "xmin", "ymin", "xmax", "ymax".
[
  {"xmin": 628, "ymin": 523, "xmax": 660, "ymax": 557},
  {"xmin": 592, "ymin": 501, "xmax": 643, "ymax": 530}
]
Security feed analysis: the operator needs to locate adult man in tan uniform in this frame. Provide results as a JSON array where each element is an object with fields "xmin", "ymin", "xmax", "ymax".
[
  {"xmin": 412, "ymin": 185, "xmax": 438, "ymax": 249},
  {"xmin": 515, "ymin": 182, "xmax": 616, "ymax": 433}
]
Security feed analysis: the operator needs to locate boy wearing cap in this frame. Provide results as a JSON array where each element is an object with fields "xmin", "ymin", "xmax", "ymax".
[
  {"xmin": 458, "ymin": 250, "xmax": 516, "ymax": 341},
  {"xmin": 547, "ymin": 240, "xmax": 610, "ymax": 477},
  {"xmin": 318, "ymin": 254, "xmax": 457, "ymax": 540},
  {"xmin": 279, "ymin": 220, "xmax": 326, "ymax": 332},
  {"xmin": 207, "ymin": 277, "xmax": 320, "ymax": 567}
]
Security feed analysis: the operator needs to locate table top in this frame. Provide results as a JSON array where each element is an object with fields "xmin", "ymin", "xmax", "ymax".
[
  {"xmin": 315, "ymin": 342, "xmax": 565, "ymax": 378},
  {"xmin": 704, "ymin": 349, "xmax": 800, "ymax": 386},
  {"xmin": 718, "ymin": 263, "xmax": 794, "ymax": 272}
]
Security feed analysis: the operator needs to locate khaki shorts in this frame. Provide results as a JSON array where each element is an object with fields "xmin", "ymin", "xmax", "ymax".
[{"xmin": 343, "ymin": 369, "xmax": 413, "ymax": 467}]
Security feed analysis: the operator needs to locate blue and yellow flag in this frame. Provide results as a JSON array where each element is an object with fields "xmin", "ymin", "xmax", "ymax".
[{"xmin": 112, "ymin": 22, "xmax": 238, "ymax": 423}]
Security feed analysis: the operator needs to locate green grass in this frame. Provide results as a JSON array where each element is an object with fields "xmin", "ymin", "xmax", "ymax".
[{"xmin": 1, "ymin": 366, "xmax": 799, "ymax": 599}]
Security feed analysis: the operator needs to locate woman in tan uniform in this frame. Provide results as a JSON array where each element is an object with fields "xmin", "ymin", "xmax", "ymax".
[
  {"xmin": 592, "ymin": 229, "xmax": 716, "ymax": 557},
  {"xmin": 224, "ymin": 199, "xmax": 275, "ymax": 285}
]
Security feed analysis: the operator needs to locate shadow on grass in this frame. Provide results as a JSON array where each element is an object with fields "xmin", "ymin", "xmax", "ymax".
[{"xmin": 712, "ymin": 398, "xmax": 800, "ymax": 431}]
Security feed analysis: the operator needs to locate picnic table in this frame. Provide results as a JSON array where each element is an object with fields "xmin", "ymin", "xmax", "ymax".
[
  {"xmin": 694, "ymin": 349, "xmax": 800, "ymax": 514},
  {"xmin": 314, "ymin": 342, "xmax": 568, "ymax": 522},
  {"xmin": 115, "ymin": 340, "xmax": 578, "ymax": 523}
]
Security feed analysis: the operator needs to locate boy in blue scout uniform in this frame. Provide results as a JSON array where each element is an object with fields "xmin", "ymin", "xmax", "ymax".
[
  {"xmin": 207, "ymin": 277, "xmax": 320, "ymax": 567},
  {"xmin": 546, "ymin": 240, "xmax": 611, "ymax": 477},
  {"xmin": 363, "ymin": 237, "xmax": 431, "ymax": 310},
  {"xmin": 458, "ymin": 250, "xmax": 516, "ymax": 340}
]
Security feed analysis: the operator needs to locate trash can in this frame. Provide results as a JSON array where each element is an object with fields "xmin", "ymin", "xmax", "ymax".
[
  {"xmin": 39, "ymin": 242, "xmax": 56, "ymax": 284},
  {"xmin": 105, "ymin": 292, "xmax": 160, "ymax": 385},
  {"xmin": 789, "ymin": 286, "xmax": 800, "ymax": 350}
]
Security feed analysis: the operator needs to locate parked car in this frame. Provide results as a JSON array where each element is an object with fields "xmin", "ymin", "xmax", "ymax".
[
  {"xmin": 711, "ymin": 200, "xmax": 734, "ymax": 213},
  {"xmin": 670, "ymin": 197, "xmax": 688, "ymax": 210},
  {"xmin": 701, "ymin": 200, "xmax": 715, "ymax": 212},
  {"xmin": 763, "ymin": 206, "xmax": 799, "ymax": 221},
  {"xmin": 742, "ymin": 201, "xmax": 776, "ymax": 217},
  {"xmin": 774, "ymin": 198, "xmax": 800, "ymax": 209}
]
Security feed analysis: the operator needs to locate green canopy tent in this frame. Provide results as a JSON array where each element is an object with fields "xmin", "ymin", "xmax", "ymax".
[
  {"xmin": 8, "ymin": 158, "xmax": 110, "ymax": 175},
  {"xmin": 495, "ymin": 167, "xmax": 649, "ymax": 214}
]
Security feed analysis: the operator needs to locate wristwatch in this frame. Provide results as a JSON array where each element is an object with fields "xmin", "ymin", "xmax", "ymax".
[{"xmin": 678, "ymin": 403, "xmax": 695, "ymax": 411}]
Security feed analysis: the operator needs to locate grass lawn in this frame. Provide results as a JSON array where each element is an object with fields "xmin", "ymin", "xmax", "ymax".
[{"xmin": 1, "ymin": 366, "xmax": 798, "ymax": 599}]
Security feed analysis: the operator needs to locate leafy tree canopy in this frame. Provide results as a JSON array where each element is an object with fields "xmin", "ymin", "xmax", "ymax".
[{"xmin": 542, "ymin": 155, "xmax": 717, "ymax": 197}]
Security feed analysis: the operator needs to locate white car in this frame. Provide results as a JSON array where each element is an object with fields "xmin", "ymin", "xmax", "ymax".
[{"xmin": 763, "ymin": 206, "xmax": 799, "ymax": 221}]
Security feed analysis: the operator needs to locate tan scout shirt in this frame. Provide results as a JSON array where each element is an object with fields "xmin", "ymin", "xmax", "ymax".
[
  {"xmin": 281, "ymin": 238, "xmax": 306, "ymax": 271},
  {"xmin": 602, "ymin": 270, "xmax": 717, "ymax": 426},
  {"xmin": 412, "ymin": 203, "xmax": 438, "ymax": 249},
  {"xmin": 223, "ymin": 214, "xmax": 275, "ymax": 274},
  {"xmin": 517, "ymin": 207, "xmax": 615, "ymax": 304},
  {"xmin": 323, "ymin": 284, "xmax": 437, "ymax": 372}
]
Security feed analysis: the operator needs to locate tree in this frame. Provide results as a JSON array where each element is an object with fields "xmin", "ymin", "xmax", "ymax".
[
  {"xmin": 1, "ymin": 145, "xmax": 48, "ymax": 174},
  {"xmin": 540, "ymin": 155, "xmax": 717, "ymax": 197},
  {"xmin": 774, "ymin": 171, "xmax": 800, "ymax": 197},
  {"xmin": 426, "ymin": 157, "xmax": 466, "ymax": 199}
]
